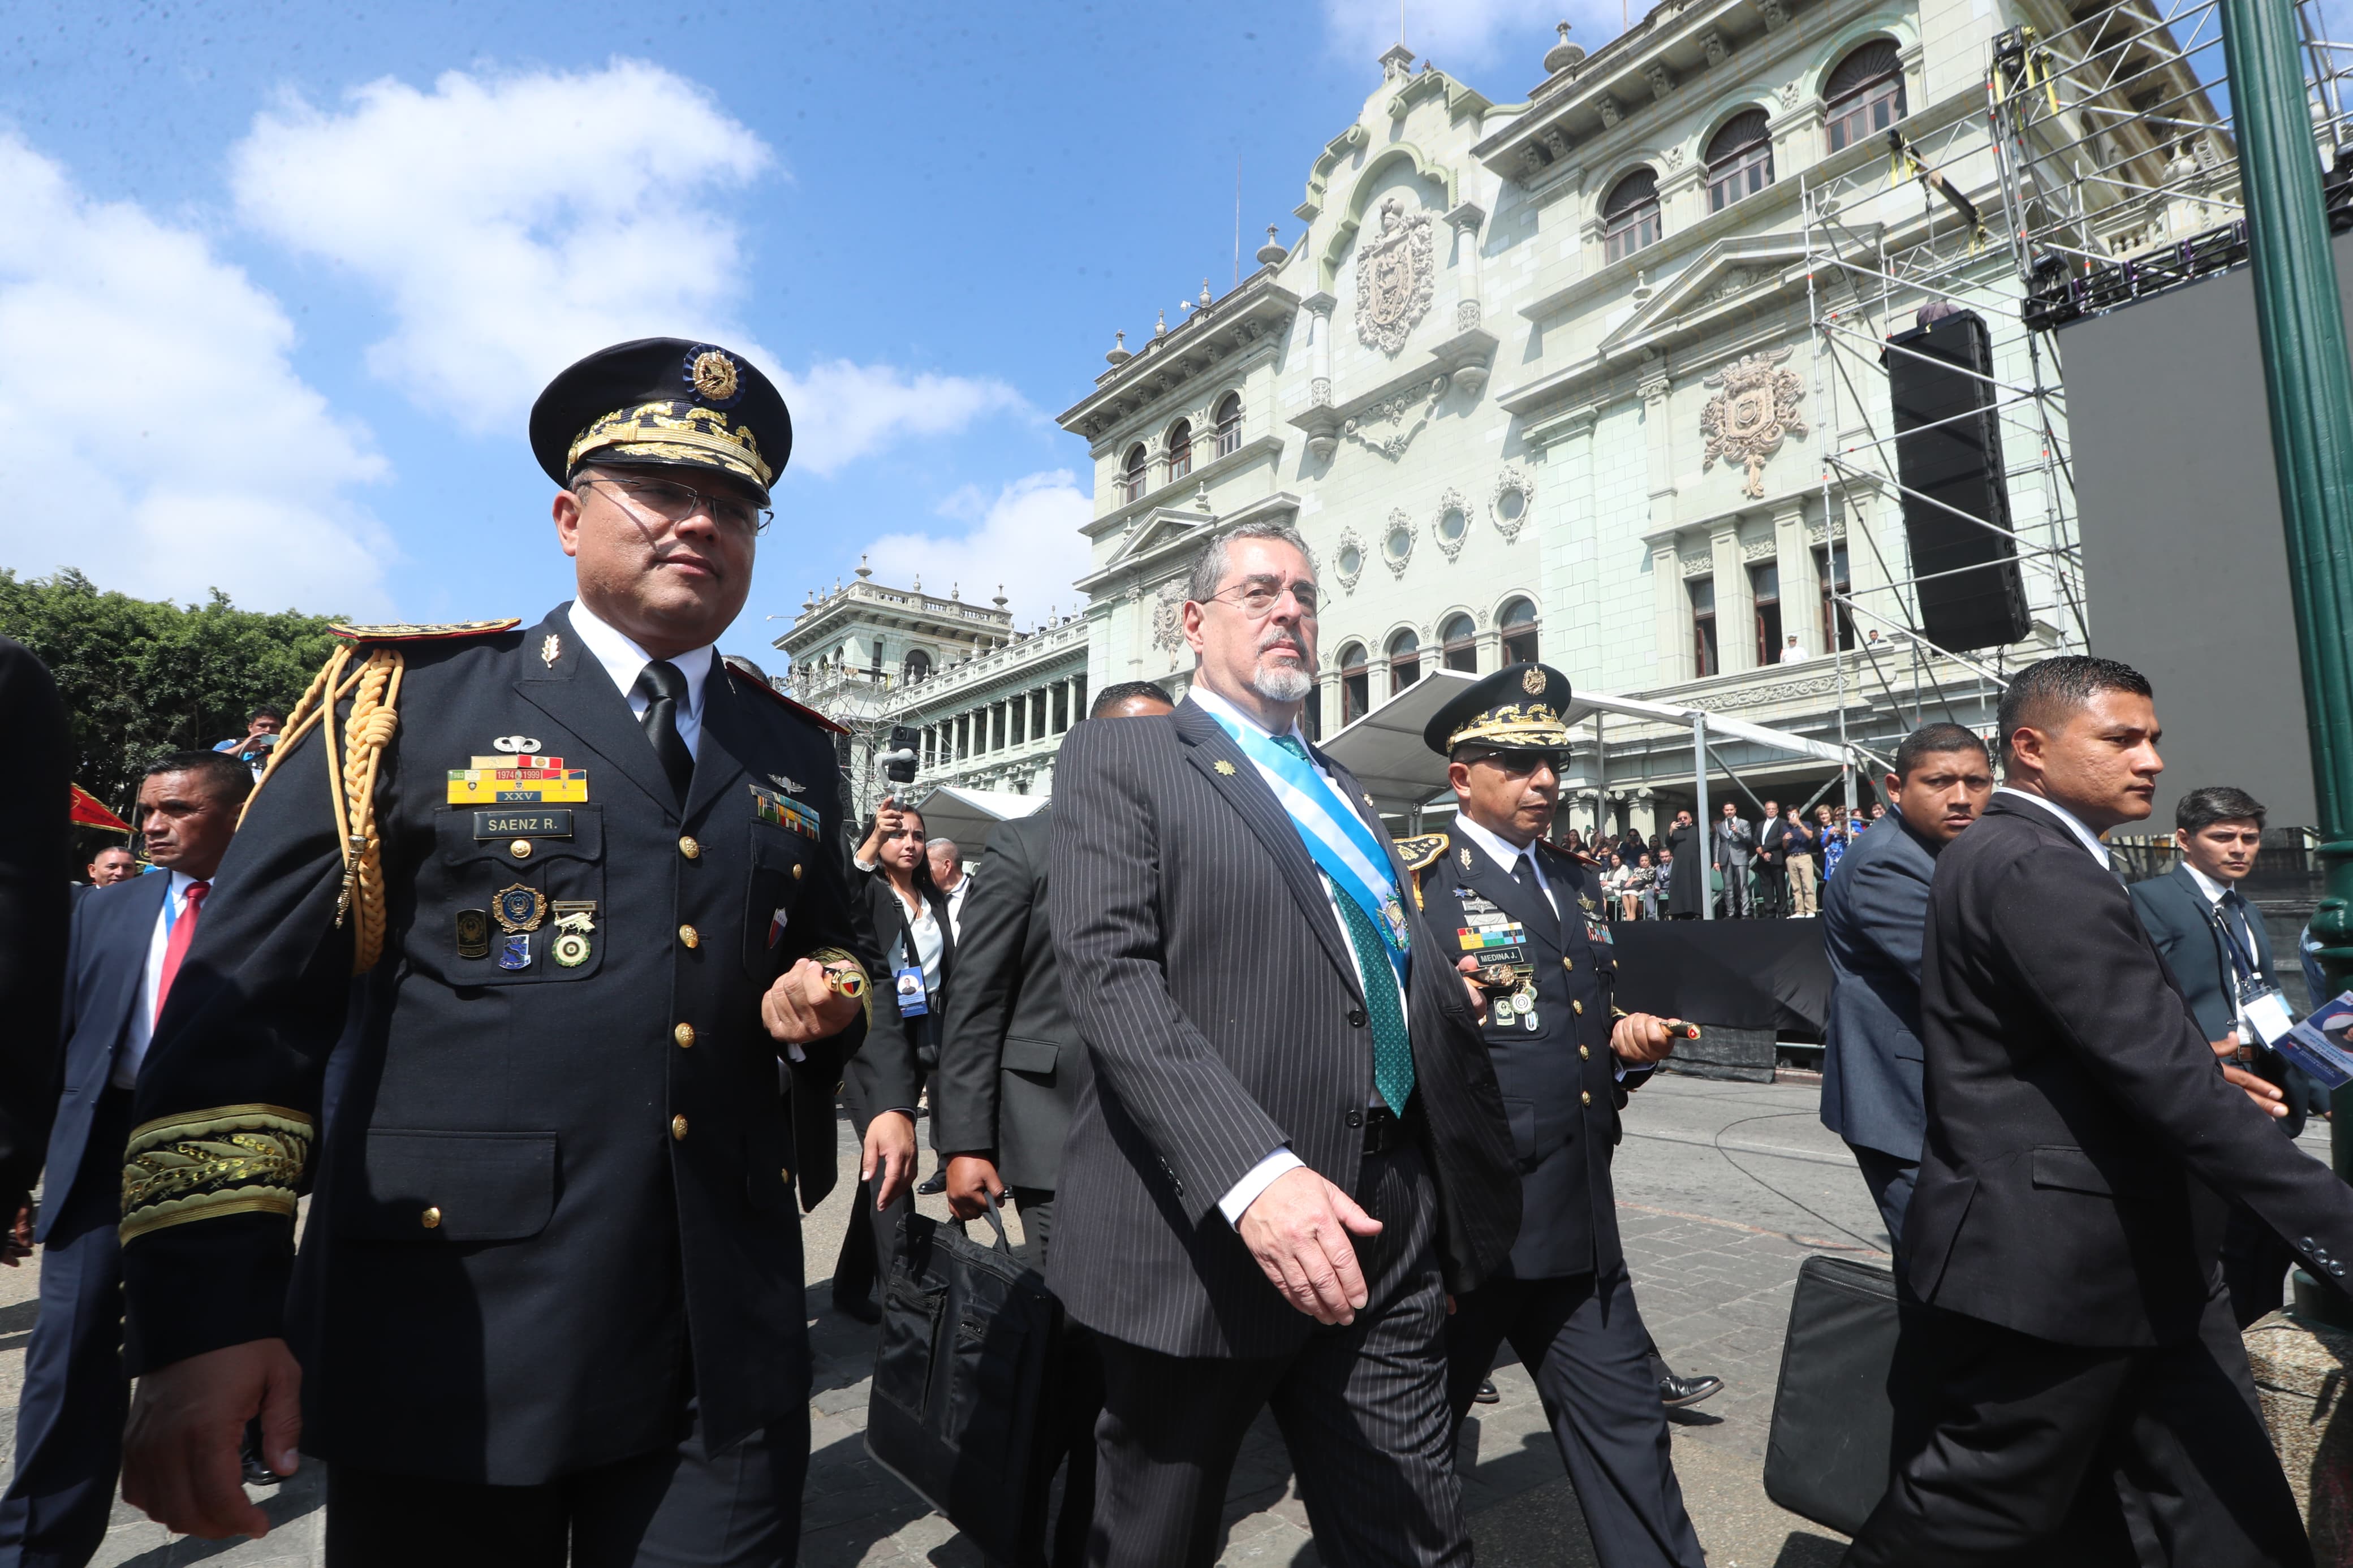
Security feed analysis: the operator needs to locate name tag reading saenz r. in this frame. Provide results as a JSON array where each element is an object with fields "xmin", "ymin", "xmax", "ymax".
[{"xmin": 473, "ymin": 810, "xmax": 574, "ymax": 840}]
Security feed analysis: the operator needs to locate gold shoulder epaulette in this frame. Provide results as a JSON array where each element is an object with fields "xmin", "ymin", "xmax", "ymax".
[
  {"xmin": 330, "ymin": 619, "xmax": 522, "ymax": 643},
  {"xmin": 1396, "ymin": 832, "xmax": 1450, "ymax": 874},
  {"xmin": 730, "ymin": 667, "xmax": 849, "ymax": 735}
]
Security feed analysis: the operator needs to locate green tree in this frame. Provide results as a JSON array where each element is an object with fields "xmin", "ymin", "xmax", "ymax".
[{"xmin": 0, "ymin": 569, "xmax": 343, "ymax": 835}]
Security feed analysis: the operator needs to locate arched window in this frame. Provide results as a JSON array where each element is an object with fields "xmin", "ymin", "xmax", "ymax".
[
  {"xmin": 1166, "ymin": 420, "xmax": 1194, "ymax": 482},
  {"xmin": 1339, "ymin": 642, "xmax": 1371, "ymax": 724},
  {"xmin": 1387, "ymin": 628, "xmax": 1422, "ymax": 694},
  {"xmin": 1825, "ymin": 40, "xmax": 1906, "ymax": 153},
  {"xmin": 1441, "ymin": 614, "xmax": 1478, "ymax": 672},
  {"xmin": 903, "ymin": 649, "xmax": 932, "ymax": 685},
  {"xmin": 1706, "ymin": 110, "xmax": 1774, "ymax": 212},
  {"xmin": 1121, "ymin": 444, "xmax": 1148, "ymax": 504},
  {"xmin": 1214, "ymin": 392, "xmax": 1243, "ymax": 457},
  {"xmin": 1602, "ymin": 169, "xmax": 1662, "ymax": 264},
  {"xmin": 1499, "ymin": 598, "xmax": 1540, "ymax": 664}
]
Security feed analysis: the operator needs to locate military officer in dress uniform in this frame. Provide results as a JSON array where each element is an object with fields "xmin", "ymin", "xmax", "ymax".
[
  {"xmin": 1400, "ymin": 665, "xmax": 1705, "ymax": 1568},
  {"xmin": 114, "ymin": 338, "xmax": 920, "ymax": 1566}
]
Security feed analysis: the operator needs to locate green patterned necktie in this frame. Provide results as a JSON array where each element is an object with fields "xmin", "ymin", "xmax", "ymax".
[{"xmin": 1269, "ymin": 735, "xmax": 1415, "ymax": 1111}]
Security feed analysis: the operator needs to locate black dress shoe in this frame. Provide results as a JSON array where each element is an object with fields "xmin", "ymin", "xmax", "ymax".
[
  {"xmin": 1658, "ymin": 1371, "xmax": 1723, "ymax": 1410},
  {"xmin": 1473, "ymin": 1377, "xmax": 1500, "ymax": 1405},
  {"xmin": 833, "ymin": 1294, "xmax": 882, "ymax": 1325},
  {"xmin": 916, "ymin": 1169, "xmax": 947, "ymax": 1196}
]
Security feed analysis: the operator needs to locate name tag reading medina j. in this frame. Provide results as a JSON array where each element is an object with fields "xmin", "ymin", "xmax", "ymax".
[
  {"xmin": 447, "ymin": 769, "xmax": 589, "ymax": 805},
  {"xmin": 472, "ymin": 810, "xmax": 574, "ymax": 840}
]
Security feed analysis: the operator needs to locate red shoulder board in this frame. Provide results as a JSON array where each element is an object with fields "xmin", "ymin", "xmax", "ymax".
[
  {"xmin": 729, "ymin": 666, "xmax": 848, "ymax": 734},
  {"xmin": 330, "ymin": 619, "xmax": 522, "ymax": 643}
]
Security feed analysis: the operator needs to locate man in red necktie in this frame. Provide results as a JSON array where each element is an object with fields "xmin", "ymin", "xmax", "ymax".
[{"xmin": 0, "ymin": 750, "xmax": 247, "ymax": 1568}]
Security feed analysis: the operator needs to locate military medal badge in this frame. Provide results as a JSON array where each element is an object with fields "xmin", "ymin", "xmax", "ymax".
[
  {"xmin": 494, "ymin": 884, "xmax": 547, "ymax": 933},
  {"xmin": 551, "ymin": 901, "xmax": 596, "ymax": 967}
]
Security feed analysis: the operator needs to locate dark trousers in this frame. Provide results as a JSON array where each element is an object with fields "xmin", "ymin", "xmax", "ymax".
[
  {"xmin": 831, "ymin": 1102, "xmax": 914, "ymax": 1308},
  {"xmin": 1011, "ymin": 1187, "xmax": 1099, "ymax": 1568},
  {"xmin": 1848, "ymin": 1144, "xmax": 1920, "ymax": 1269},
  {"xmin": 1087, "ymin": 1144, "xmax": 1463, "ymax": 1568},
  {"xmin": 0, "ymin": 1087, "xmax": 133, "ymax": 1568},
  {"xmin": 1756, "ymin": 859, "xmax": 1789, "ymax": 918},
  {"xmin": 2221, "ymin": 1204, "xmax": 2296, "ymax": 1329},
  {"xmin": 1445, "ymin": 1271, "xmax": 1704, "ymax": 1568},
  {"xmin": 1845, "ymin": 1285, "xmax": 2309, "ymax": 1567},
  {"xmin": 325, "ymin": 1399, "xmax": 807, "ymax": 1568}
]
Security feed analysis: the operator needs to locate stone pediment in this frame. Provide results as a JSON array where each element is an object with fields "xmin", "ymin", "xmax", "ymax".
[
  {"xmin": 1074, "ymin": 492, "xmax": 1304, "ymax": 599},
  {"xmin": 1107, "ymin": 505, "xmax": 1216, "ymax": 570},
  {"xmin": 1596, "ymin": 236, "xmax": 1813, "ymax": 358}
]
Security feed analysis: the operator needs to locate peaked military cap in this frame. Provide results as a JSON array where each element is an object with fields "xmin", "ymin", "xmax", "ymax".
[
  {"xmin": 1423, "ymin": 662, "xmax": 1575, "ymax": 754},
  {"xmin": 530, "ymin": 338, "xmax": 792, "ymax": 501}
]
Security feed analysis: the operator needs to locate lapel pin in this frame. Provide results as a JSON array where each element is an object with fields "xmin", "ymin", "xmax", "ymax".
[
  {"xmin": 1214, "ymin": 760, "xmax": 1238, "ymax": 776},
  {"xmin": 1459, "ymin": 846, "xmax": 1474, "ymax": 870},
  {"xmin": 541, "ymin": 633, "xmax": 562, "ymax": 668}
]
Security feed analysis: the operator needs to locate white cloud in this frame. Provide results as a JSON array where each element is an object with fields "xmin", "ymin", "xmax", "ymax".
[
  {"xmin": 1320, "ymin": 0, "xmax": 1618, "ymax": 71},
  {"xmin": 778, "ymin": 361, "xmax": 1029, "ymax": 480},
  {"xmin": 230, "ymin": 61, "xmax": 771, "ymax": 431},
  {"xmin": 860, "ymin": 472, "xmax": 1094, "ymax": 627},
  {"xmin": 0, "ymin": 134, "xmax": 393, "ymax": 615},
  {"xmin": 228, "ymin": 61, "xmax": 1033, "ymax": 471}
]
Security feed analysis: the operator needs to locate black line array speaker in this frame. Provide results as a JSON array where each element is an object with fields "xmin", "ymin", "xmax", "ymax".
[{"xmin": 1884, "ymin": 310, "xmax": 2032, "ymax": 651}]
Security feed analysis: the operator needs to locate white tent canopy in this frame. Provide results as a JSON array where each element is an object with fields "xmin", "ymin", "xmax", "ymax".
[{"xmin": 900, "ymin": 785, "xmax": 1047, "ymax": 852}]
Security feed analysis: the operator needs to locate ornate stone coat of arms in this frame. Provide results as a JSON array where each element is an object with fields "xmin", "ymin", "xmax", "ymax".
[
  {"xmin": 1355, "ymin": 196, "xmax": 1435, "ymax": 356},
  {"xmin": 1700, "ymin": 349, "xmax": 1808, "ymax": 499}
]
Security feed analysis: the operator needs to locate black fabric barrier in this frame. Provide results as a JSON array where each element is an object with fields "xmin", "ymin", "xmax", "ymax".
[{"xmin": 1608, "ymin": 920, "xmax": 1830, "ymax": 1036}]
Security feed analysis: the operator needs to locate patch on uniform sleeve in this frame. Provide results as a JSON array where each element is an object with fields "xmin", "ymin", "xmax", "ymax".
[{"xmin": 119, "ymin": 1104, "xmax": 315, "ymax": 1246}]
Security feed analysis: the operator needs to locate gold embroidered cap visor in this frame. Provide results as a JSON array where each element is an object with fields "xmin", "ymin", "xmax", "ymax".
[
  {"xmin": 529, "ymin": 336, "xmax": 792, "ymax": 502},
  {"xmin": 1422, "ymin": 661, "xmax": 1576, "ymax": 755}
]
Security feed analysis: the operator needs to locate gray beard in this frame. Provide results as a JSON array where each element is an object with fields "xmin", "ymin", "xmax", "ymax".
[{"xmin": 1251, "ymin": 663, "xmax": 1312, "ymax": 702}]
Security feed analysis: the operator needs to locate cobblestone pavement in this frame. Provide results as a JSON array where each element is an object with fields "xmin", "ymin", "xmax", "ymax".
[{"xmin": 19, "ymin": 1072, "xmax": 2332, "ymax": 1567}]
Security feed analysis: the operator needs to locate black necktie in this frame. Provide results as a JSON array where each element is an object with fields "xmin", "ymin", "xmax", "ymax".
[
  {"xmin": 2222, "ymin": 889, "xmax": 2258, "ymax": 980},
  {"xmin": 632, "ymin": 660, "xmax": 694, "ymax": 802},
  {"xmin": 1510, "ymin": 856, "xmax": 1536, "ymax": 894}
]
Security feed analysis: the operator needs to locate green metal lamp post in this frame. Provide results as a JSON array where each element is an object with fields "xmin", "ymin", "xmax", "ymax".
[{"xmin": 2220, "ymin": 0, "xmax": 2353, "ymax": 1303}]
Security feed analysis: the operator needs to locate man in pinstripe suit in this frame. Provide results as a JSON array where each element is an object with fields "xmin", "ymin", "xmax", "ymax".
[{"xmin": 1048, "ymin": 521, "xmax": 1519, "ymax": 1568}]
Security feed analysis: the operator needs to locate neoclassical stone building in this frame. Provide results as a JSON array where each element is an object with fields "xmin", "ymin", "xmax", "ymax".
[{"xmin": 783, "ymin": 0, "xmax": 2143, "ymax": 832}]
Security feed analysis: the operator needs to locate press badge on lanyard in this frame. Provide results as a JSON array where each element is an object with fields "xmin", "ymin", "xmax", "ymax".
[{"xmin": 894, "ymin": 966, "xmax": 929, "ymax": 1017}]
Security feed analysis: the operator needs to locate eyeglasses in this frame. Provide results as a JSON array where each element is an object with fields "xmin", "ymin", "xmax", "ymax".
[
  {"xmin": 1205, "ymin": 576, "xmax": 1320, "ymax": 618},
  {"xmin": 1465, "ymin": 749, "xmax": 1566, "ymax": 778},
  {"xmin": 581, "ymin": 476, "xmax": 773, "ymax": 537}
]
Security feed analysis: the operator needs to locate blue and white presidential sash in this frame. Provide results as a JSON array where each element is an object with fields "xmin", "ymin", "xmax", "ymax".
[{"xmin": 1207, "ymin": 714, "xmax": 1413, "ymax": 983}]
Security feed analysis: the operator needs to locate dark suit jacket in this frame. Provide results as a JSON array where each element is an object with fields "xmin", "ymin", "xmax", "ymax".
[
  {"xmin": 1416, "ymin": 836, "xmax": 1648, "ymax": 1279},
  {"xmin": 1910, "ymin": 795, "xmax": 2353, "ymax": 1347},
  {"xmin": 934, "ymin": 808, "xmax": 1085, "ymax": 1190},
  {"xmin": 2129, "ymin": 863, "xmax": 2273, "ymax": 1044},
  {"xmin": 1819, "ymin": 809, "xmax": 1940, "ymax": 1161},
  {"xmin": 38, "ymin": 872, "xmax": 171, "ymax": 1242},
  {"xmin": 123, "ymin": 605, "xmax": 887, "ymax": 1484},
  {"xmin": 1046, "ymin": 701, "xmax": 1519, "ymax": 1358},
  {"xmin": 0, "ymin": 638, "xmax": 69, "ymax": 1207}
]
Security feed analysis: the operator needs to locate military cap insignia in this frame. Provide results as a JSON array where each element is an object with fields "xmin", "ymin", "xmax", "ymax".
[
  {"xmin": 688, "ymin": 347, "xmax": 742, "ymax": 405},
  {"xmin": 1522, "ymin": 667, "xmax": 1545, "ymax": 695},
  {"xmin": 1214, "ymin": 761, "xmax": 1238, "ymax": 775},
  {"xmin": 330, "ymin": 619, "xmax": 521, "ymax": 643}
]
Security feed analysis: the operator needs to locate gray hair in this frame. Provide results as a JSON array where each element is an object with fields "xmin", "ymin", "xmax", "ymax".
[
  {"xmin": 924, "ymin": 837, "xmax": 962, "ymax": 870},
  {"xmin": 1185, "ymin": 521, "xmax": 1314, "ymax": 604}
]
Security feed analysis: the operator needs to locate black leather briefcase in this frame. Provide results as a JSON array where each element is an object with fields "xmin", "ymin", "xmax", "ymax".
[
  {"xmin": 866, "ymin": 1204, "xmax": 1063, "ymax": 1564},
  {"xmin": 1762, "ymin": 1254, "xmax": 1901, "ymax": 1537}
]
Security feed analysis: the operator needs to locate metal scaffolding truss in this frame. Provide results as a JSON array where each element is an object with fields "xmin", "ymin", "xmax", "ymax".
[{"xmin": 1792, "ymin": 0, "xmax": 2353, "ymax": 806}]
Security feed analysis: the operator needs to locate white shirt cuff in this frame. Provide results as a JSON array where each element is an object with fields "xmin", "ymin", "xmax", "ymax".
[
  {"xmin": 1218, "ymin": 1149, "xmax": 1305, "ymax": 1225},
  {"xmin": 853, "ymin": 852, "xmax": 878, "ymax": 873}
]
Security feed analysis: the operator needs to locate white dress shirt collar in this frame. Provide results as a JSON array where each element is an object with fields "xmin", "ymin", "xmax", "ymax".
[
  {"xmin": 116, "ymin": 870, "xmax": 203, "ymax": 1090},
  {"xmin": 1451, "ymin": 810, "xmax": 1540, "ymax": 882},
  {"xmin": 564, "ymin": 599, "xmax": 716, "ymax": 754},
  {"xmin": 1996, "ymin": 785, "xmax": 2111, "ymax": 865},
  {"xmin": 2184, "ymin": 861, "xmax": 2233, "ymax": 906},
  {"xmin": 1187, "ymin": 684, "xmax": 1307, "ymax": 746}
]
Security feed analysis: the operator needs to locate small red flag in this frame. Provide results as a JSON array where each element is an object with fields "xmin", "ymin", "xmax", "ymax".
[{"xmin": 69, "ymin": 784, "xmax": 131, "ymax": 834}]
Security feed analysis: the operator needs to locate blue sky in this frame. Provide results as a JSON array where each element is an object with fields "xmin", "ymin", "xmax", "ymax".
[{"xmin": 0, "ymin": 0, "xmax": 1622, "ymax": 667}]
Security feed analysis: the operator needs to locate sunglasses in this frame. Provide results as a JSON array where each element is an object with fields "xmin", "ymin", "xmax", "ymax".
[{"xmin": 1466, "ymin": 749, "xmax": 1566, "ymax": 779}]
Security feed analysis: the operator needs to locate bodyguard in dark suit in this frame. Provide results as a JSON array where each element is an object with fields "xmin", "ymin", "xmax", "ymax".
[
  {"xmin": 1817, "ymin": 723, "xmax": 1992, "ymax": 1260},
  {"xmin": 0, "ymin": 638, "xmax": 70, "ymax": 1235},
  {"xmin": 2129, "ymin": 785, "xmax": 2301, "ymax": 1327},
  {"xmin": 0, "ymin": 752, "xmax": 247, "ymax": 1568},
  {"xmin": 115, "ymin": 339, "xmax": 912, "ymax": 1565},
  {"xmin": 937, "ymin": 683, "xmax": 1174, "ymax": 1263},
  {"xmin": 1049, "ymin": 522, "xmax": 1518, "ymax": 1568},
  {"xmin": 1404, "ymin": 667, "xmax": 1701, "ymax": 1568},
  {"xmin": 1848, "ymin": 658, "xmax": 2353, "ymax": 1567}
]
